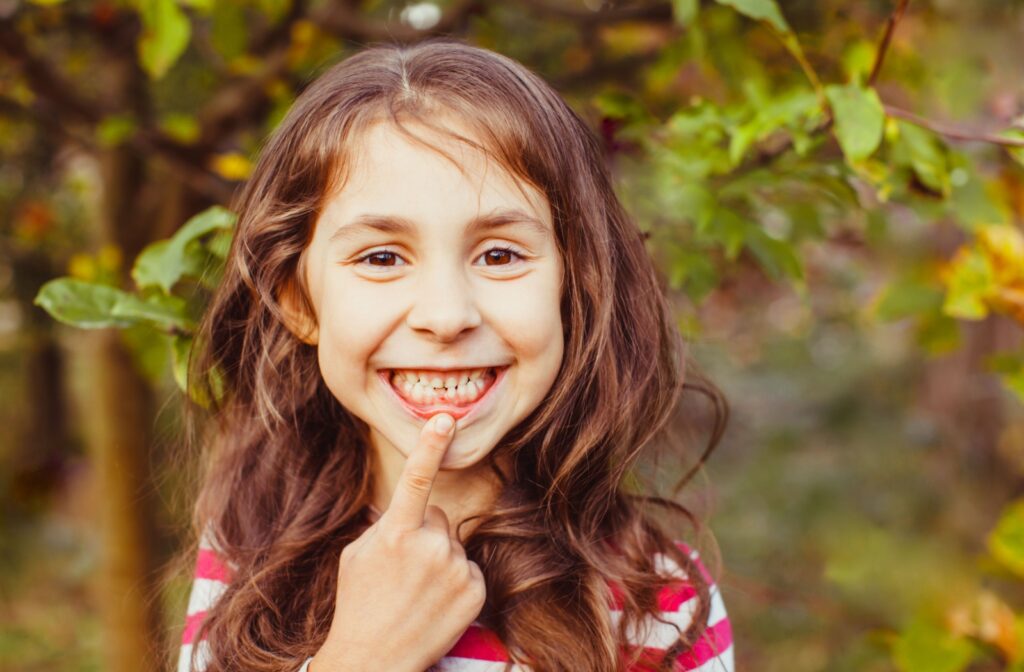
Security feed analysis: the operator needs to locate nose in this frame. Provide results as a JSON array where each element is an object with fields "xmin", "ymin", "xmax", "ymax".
[{"xmin": 405, "ymin": 260, "xmax": 482, "ymax": 342}]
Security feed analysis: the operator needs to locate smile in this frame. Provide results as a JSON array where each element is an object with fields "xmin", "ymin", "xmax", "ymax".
[{"xmin": 378, "ymin": 366, "xmax": 510, "ymax": 422}]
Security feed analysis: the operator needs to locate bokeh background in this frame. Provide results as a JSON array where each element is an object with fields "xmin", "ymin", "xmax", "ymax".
[{"xmin": 3, "ymin": 0, "xmax": 1024, "ymax": 670}]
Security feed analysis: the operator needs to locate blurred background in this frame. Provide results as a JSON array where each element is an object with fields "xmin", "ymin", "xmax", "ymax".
[{"xmin": 2, "ymin": 0, "xmax": 1024, "ymax": 670}]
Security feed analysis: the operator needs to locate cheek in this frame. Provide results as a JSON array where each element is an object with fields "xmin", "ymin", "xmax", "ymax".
[
  {"xmin": 486, "ymin": 283, "xmax": 564, "ymax": 391},
  {"xmin": 314, "ymin": 293, "xmax": 390, "ymax": 386}
]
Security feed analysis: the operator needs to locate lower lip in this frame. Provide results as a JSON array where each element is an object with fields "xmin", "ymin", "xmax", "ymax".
[{"xmin": 378, "ymin": 367, "xmax": 509, "ymax": 424}]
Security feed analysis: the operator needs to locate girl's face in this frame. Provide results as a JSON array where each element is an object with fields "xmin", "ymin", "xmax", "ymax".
[{"xmin": 297, "ymin": 119, "xmax": 564, "ymax": 470}]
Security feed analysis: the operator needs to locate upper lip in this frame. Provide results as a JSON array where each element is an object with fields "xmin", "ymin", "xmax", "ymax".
[{"xmin": 381, "ymin": 364, "xmax": 510, "ymax": 373}]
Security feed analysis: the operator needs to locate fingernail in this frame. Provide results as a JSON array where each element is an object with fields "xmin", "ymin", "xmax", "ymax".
[{"xmin": 433, "ymin": 414, "xmax": 454, "ymax": 435}]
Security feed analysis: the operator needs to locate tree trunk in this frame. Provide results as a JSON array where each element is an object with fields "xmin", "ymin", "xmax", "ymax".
[{"xmin": 80, "ymin": 327, "xmax": 163, "ymax": 671}]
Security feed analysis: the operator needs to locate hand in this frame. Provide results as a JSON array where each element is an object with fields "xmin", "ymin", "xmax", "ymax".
[{"xmin": 310, "ymin": 414, "xmax": 487, "ymax": 672}]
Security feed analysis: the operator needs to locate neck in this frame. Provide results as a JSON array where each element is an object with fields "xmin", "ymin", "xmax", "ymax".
[{"xmin": 368, "ymin": 428, "xmax": 505, "ymax": 538}]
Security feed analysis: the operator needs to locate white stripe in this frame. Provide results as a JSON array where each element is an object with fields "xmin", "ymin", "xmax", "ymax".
[
  {"xmin": 652, "ymin": 547, "xmax": 702, "ymax": 579},
  {"xmin": 435, "ymin": 642, "xmax": 732, "ymax": 672},
  {"xmin": 186, "ymin": 577, "xmax": 228, "ymax": 615},
  {"xmin": 608, "ymin": 584, "xmax": 727, "ymax": 649},
  {"xmin": 177, "ymin": 640, "xmax": 211, "ymax": 672}
]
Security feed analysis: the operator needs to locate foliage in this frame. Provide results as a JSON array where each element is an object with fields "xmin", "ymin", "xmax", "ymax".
[
  {"xmin": 5, "ymin": 0, "xmax": 1024, "ymax": 669},
  {"xmin": 35, "ymin": 206, "xmax": 234, "ymax": 404}
]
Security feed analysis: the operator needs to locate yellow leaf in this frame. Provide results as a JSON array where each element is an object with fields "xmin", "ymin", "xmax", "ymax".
[
  {"xmin": 68, "ymin": 253, "xmax": 97, "ymax": 281},
  {"xmin": 211, "ymin": 152, "xmax": 252, "ymax": 181},
  {"xmin": 947, "ymin": 591, "xmax": 1021, "ymax": 661},
  {"xmin": 979, "ymin": 224, "xmax": 1024, "ymax": 286}
]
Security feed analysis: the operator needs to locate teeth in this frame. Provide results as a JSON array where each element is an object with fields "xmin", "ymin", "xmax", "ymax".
[{"xmin": 389, "ymin": 367, "xmax": 498, "ymax": 406}]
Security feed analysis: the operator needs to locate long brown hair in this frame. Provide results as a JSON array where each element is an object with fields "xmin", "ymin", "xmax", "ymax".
[{"xmin": 184, "ymin": 38, "xmax": 729, "ymax": 671}]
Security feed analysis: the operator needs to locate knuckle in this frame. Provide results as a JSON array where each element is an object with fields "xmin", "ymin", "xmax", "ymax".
[
  {"xmin": 467, "ymin": 575, "xmax": 487, "ymax": 607},
  {"xmin": 424, "ymin": 530, "xmax": 451, "ymax": 559},
  {"xmin": 378, "ymin": 527, "xmax": 406, "ymax": 551},
  {"xmin": 404, "ymin": 473, "xmax": 434, "ymax": 494}
]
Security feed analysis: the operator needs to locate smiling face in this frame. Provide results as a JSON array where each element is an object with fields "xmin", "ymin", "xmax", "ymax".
[{"xmin": 294, "ymin": 118, "xmax": 564, "ymax": 471}]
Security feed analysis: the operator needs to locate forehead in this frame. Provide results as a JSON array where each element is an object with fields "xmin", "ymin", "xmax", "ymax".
[{"xmin": 322, "ymin": 118, "xmax": 551, "ymax": 228}]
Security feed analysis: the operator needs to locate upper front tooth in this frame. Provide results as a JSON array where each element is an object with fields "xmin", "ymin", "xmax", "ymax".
[{"xmin": 445, "ymin": 376, "xmax": 458, "ymax": 389}]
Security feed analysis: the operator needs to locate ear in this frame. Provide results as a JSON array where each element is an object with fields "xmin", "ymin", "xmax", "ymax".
[{"xmin": 278, "ymin": 276, "xmax": 319, "ymax": 346}]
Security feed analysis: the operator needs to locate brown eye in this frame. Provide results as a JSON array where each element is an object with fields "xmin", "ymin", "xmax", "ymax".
[
  {"xmin": 484, "ymin": 249, "xmax": 512, "ymax": 265},
  {"xmin": 358, "ymin": 250, "xmax": 403, "ymax": 266},
  {"xmin": 480, "ymin": 246, "xmax": 526, "ymax": 267}
]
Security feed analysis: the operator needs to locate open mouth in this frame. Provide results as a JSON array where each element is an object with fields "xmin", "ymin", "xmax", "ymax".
[{"xmin": 378, "ymin": 365, "xmax": 509, "ymax": 421}]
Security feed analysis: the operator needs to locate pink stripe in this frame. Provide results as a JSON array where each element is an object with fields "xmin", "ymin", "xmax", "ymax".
[
  {"xmin": 608, "ymin": 580, "xmax": 703, "ymax": 613},
  {"xmin": 181, "ymin": 610, "xmax": 206, "ymax": 645},
  {"xmin": 672, "ymin": 617, "xmax": 734, "ymax": 670},
  {"xmin": 195, "ymin": 549, "xmax": 231, "ymax": 582},
  {"xmin": 446, "ymin": 624, "xmax": 510, "ymax": 661},
  {"xmin": 658, "ymin": 582, "xmax": 698, "ymax": 612},
  {"xmin": 621, "ymin": 617, "xmax": 732, "ymax": 670}
]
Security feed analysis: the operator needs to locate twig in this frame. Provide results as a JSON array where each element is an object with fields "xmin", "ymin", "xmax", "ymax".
[
  {"xmin": 884, "ymin": 104, "xmax": 1024, "ymax": 148},
  {"xmin": 868, "ymin": 0, "xmax": 911, "ymax": 86}
]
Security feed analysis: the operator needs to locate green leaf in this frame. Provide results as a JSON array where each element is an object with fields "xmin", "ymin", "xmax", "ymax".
[
  {"xmin": 874, "ymin": 280, "xmax": 944, "ymax": 322},
  {"xmin": 172, "ymin": 335, "xmax": 192, "ymax": 393},
  {"xmin": 132, "ymin": 206, "xmax": 236, "ymax": 293},
  {"xmin": 668, "ymin": 249, "xmax": 719, "ymax": 303},
  {"xmin": 704, "ymin": 208, "xmax": 748, "ymax": 260},
  {"xmin": 110, "ymin": 292, "xmax": 194, "ymax": 332},
  {"xmin": 891, "ymin": 121, "xmax": 951, "ymax": 196},
  {"xmin": 987, "ymin": 352, "xmax": 1024, "ymax": 404},
  {"xmin": 255, "ymin": 0, "xmax": 290, "ymax": 22},
  {"xmin": 1001, "ymin": 129, "xmax": 1024, "ymax": 167},
  {"xmin": 34, "ymin": 279, "xmax": 136, "ymax": 329},
  {"xmin": 989, "ymin": 500, "xmax": 1024, "ymax": 578},
  {"xmin": 745, "ymin": 227, "xmax": 804, "ymax": 282},
  {"xmin": 714, "ymin": 0, "xmax": 790, "ymax": 33},
  {"xmin": 138, "ymin": 0, "xmax": 192, "ymax": 79},
  {"xmin": 206, "ymin": 228, "xmax": 234, "ymax": 260},
  {"xmin": 96, "ymin": 115, "xmax": 138, "ymax": 148},
  {"xmin": 891, "ymin": 617, "xmax": 974, "ymax": 672},
  {"xmin": 159, "ymin": 113, "xmax": 200, "ymax": 144},
  {"xmin": 211, "ymin": 1, "xmax": 248, "ymax": 61},
  {"xmin": 825, "ymin": 83, "xmax": 885, "ymax": 162},
  {"xmin": 672, "ymin": 0, "xmax": 699, "ymax": 25}
]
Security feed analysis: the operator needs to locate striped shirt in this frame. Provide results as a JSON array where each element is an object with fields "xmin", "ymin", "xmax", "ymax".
[{"xmin": 178, "ymin": 537, "xmax": 734, "ymax": 672}]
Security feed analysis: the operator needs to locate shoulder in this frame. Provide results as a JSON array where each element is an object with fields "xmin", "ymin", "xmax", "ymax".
[
  {"xmin": 178, "ymin": 529, "xmax": 234, "ymax": 672},
  {"xmin": 610, "ymin": 540, "xmax": 734, "ymax": 672}
]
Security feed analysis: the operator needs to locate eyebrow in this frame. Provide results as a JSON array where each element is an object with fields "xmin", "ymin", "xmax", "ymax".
[{"xmin": 328, "ymin": 208, "xmax": 551, "ymax": 244}]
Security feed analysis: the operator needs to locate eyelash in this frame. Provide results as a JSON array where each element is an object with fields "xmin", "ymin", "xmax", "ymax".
[{"xmin": 354, "ymin": 245, "xmax": 528, "ymax": 270}]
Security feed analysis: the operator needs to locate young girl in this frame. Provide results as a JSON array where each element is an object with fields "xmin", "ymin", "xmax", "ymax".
[{"xmin": 177, "ymin": 39, "xmax": 733, "ymax": 672}]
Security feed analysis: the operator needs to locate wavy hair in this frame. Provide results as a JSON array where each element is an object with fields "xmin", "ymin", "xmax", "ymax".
[{"xmin": 184, "ymin": 38, "xmax": 729, "ymax": 672}]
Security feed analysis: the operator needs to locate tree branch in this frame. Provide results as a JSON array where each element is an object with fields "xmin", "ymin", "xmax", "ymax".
[
  {"xmin": 0, "ymin": 94, "xmax": 234, "ymax": 203},
  {"xmin": 0, "ymin": 17, "xmax": 109, "ymax": 124},
  {"xmin": 868, "ymin": 0, "xmax": 911, "ymax": 86},
  {"xmin": 884, "ymin": 104, "xmax": 1024, "ymax": 148},
  {"xmin": 516, "ymin": 0, "xmax": 673, "ymax": 24}
]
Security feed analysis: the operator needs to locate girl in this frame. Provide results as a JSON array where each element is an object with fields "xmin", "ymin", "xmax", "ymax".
[{"xmin": 177, "ymin": 39, "xmax": 733, "ymax": 672}]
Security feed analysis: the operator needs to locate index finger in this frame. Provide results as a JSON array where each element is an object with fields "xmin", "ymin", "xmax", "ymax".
[{"xmin": 380, "ymin": 413, "xmax": 455, "ymax": 531}]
